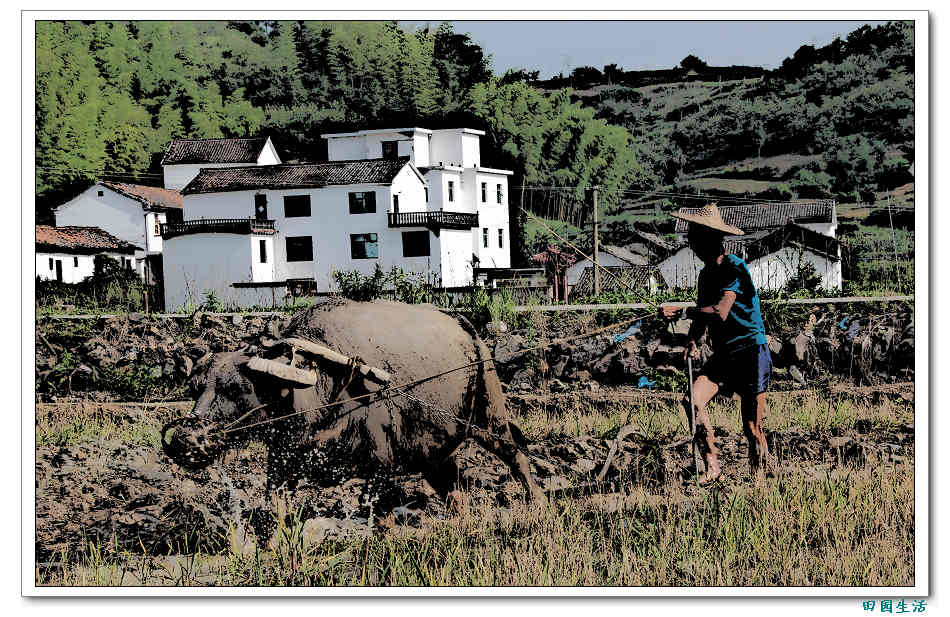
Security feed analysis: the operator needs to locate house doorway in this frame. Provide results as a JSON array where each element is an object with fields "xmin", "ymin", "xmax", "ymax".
[{"xmin": 54, "ymin": 260, "xmax": 62, "ymax": 282}]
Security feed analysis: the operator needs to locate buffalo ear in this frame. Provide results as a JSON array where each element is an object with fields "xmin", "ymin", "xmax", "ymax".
[{"xmin": 246, "ymin": 357, "xmax": 317, "ymax": 387}]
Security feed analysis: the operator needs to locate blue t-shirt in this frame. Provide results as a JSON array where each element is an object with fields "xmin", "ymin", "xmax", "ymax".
[{"xmin": 696, "ymin": 254, "xmax": 767, "ymax": 353}]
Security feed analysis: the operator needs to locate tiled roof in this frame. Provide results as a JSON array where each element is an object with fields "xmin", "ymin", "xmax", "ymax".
[
  {"xmin": 673, "ymin": 200, "xmax": 835, "ymax": 233},
  {"xmin": 571, "ymin": 265, "xmax": 660, "ymax": 297},
  {"xmin": 100, "ymin": 181, "xmax": 182, "ymax": 210},
  {"xmin": 602, "ymin": 244, "xmax": 650, "ymax": 266},
  {"xmin": 670, "ymin": 223, "xmax": 841, "ymax": 263},
  {"xmin": 626, "ymin": 229, "xmax": 681, "ymax": 258},
  {"xmin": 36, "ymin": 225, "xmax": 141, "ymax": 254},
  {"xmin": 182, "ymin": 158, "xmax": 411, "ymax": 195},
  {"xmin": 162, "ymin": 137, "xmax": 269, "ymax": 165}
]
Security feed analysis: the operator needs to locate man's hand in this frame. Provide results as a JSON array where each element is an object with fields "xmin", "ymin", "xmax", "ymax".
[
  {"xmin": 659, "ymin": 305, "xmax": 683, "ymax": 321},
  {"xmin": 683, "ymin": 340, "xmax": 700, "ymax": 362}
]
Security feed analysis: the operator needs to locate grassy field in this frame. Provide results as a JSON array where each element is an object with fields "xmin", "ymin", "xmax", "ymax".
[{"xmin": 35, "ymin": 387, "xmax": 915, "ymax": 587}]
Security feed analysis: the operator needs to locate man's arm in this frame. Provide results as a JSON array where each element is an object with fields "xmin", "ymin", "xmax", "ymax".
[{"xmin": 683, "ymin": 291, "xmax": 737, "ymax": 360}]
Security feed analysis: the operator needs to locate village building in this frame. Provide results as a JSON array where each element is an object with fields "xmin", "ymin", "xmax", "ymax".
[
  {"xmin": 321, "ymin": 127, "xmax": 512, "ymax": 270},
  {"xmin": 623, "ymin": 228, "xmax": 679, "ymax": 264},
  {"xmin": 53, "ymin": 181, "xmax": 183, "ymax": 283},
  {"xmin": 35, "ymin": 225, "xmax": 140, "ymax": 283},
  {"xmin": 161, "ymin": 136, "xmax": 281, "ymax": 190},
  {"xmin": 160, "ymin": 128, "xmax": 512, "ymax": 311},
  {"xmin": 565, "ymin": 244, "xmax": 649, "ymax": 290},
  {"xmin": 659, "ymin": 200, "xmax": 841, "ymax": 290}
]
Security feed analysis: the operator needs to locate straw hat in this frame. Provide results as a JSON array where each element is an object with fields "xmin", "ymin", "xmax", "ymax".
[{"xmin": 670, "ymin": 203, "xmax": 745, "ymax": 236}]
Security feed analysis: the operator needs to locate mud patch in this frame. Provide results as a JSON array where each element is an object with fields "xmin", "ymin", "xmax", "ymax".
[{"xmin": 35, "ymin": 423, "xmax": 913, "ymax": 564}]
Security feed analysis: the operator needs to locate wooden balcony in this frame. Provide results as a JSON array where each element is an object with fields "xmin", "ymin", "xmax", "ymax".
[
  {"xmin": 387, "ymin": 211, "xmax": 479, "ymax": 230},
  {"xmin": 160, "ymin": 218, "xmax": 277, "ymax": 239}
]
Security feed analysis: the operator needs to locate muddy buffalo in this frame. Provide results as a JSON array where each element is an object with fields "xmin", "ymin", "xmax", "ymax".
[{"xmin": 162, "ymin": 299, "xmax": 543, "ymax": 502}]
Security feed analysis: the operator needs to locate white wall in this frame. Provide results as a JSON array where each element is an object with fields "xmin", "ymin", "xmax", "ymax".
[
  {"xmin": 659, "ymin": 246, "xmax": 842, "ymax": 291},
  {"xmin": 439, "ymin": 228, "xmax": 475, "ymax": 287},
  {"xmin": 469, "ymin": 171, "xmax": 510, "ymax": 268},
  {"xmin": 163, "ymin": 233, "xmax": 277, "ymax": 310},
  {"xmin": 55, "ymin": 185, "xmax": 146, "ymax": 255},
  {"xmin": 36, "ymin": 251, "xmax": 130, "ymax": 284},
  {"xmin": 326, "ymin": 131, "xmax": 427, "ymax": 166},
  {"xmin": 257, "ymin": 138, "xmax": 281, "ymax": 165},
  {"xmin": 429, "ymin": 132, "xmax": 464, "ymax": 168},
  {"xmin": 424, "ymin": 169, "xmax": 465, "ymax": 213},
  {"xmin": 747, "ymin": 247, "xmax": 842, "ymax": 291}
]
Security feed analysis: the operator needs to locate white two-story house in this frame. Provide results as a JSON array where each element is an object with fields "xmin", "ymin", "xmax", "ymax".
[
  {"xmin": 160, "ymin": 128, "xmax": 512, "ymax": 311},
  {"xmin": 54, "ymin": 181, "xmax": 183, "ymax": 283},
  {"xmin": 320, "ymin": 127, "xmax": 513, "ymax": 270}
]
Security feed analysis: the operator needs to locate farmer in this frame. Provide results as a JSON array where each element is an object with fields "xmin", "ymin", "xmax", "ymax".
[{"xmin": 658, "ymin": 204, "xmax": 772, "ymax": 484}]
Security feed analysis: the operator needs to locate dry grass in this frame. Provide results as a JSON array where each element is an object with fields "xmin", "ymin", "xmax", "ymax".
[{"xmin": 35, "ymin": 389, "xmax": 915, "ymax": 587}]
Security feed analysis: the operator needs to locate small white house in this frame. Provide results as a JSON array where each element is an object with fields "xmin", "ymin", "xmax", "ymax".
[
  {"xmin": 565, "ymin": 244, "xmax": 649, "ymax": 288},
  {"xmin": 161, "ymin": 136, "xmax": 281, "ymax": 190},
  {"xmin": 660, "ymin": 201, "xmax": 842, "ymax": 291},
  {"xmin": 321, "ymin": 127, "xmax": 513, "ymax": 270},
  {"xmin": 36, "ymin": 225, "xmax": 140, "ymax": 283},
  {"xmin": 54, "ymin": 181, "xmax": 182, "ymax": 281}
]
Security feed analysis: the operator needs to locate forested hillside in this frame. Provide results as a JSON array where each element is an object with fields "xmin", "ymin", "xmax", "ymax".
[{"xmin": 36, "ymin": 20, "xmax": 915, "ymax": 261}]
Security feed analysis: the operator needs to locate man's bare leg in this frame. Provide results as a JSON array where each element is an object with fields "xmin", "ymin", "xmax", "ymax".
[
  {"xmin": 741, "ymin": 392, "xmax": 769, "ymax": 475},
  {"xmin": 684, "ymin": 375, "xmax": 721, "ymax": 484}
]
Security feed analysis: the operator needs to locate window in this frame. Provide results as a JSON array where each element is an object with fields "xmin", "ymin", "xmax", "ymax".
[
  {"xmin": 497, "ymin": 183, "xmax": 504, "ymax": 204},
  {"xmin": 350, "ymin": 233, "xmax": 378, "ymax": 259},
  {"xmin": 483, "ymin": 228, "xmax": 489, "ymax": 248},
  {"xmin": 393, "ymin": 194, "xmax": 399, "ymax": 213},
  {"xmin": 447, "ymin": 181, "xmax": 454, "ymax": 202},
  {"xmin": 126, "ymin": 258, "xmax": 132, "ymax": 271},
  {"xmin": 48, "ymin": 258, "xmax": 53, "ymax": 270},
  {"xmin": 254, "ymin": 194, "xmax": 268, "ymax": 219},
  {"xmin": 284, "ymin": 195, "xmax": 311, "ymax": 217},
  {"xmin": 259, "ymin": 240, "xmax": 267, "ymax": 264},
  {"xmin": 286, "ymin": 236, "xmax": 313, "ymax": 262},
  {"xmin": 481, "ymin": 182, "xmax": 487, "ymax": 203},
  {"xmin": 349, "ymin": 191, "xmax": 376, "ymax": 214},
  {"xmin": 381, "ymin": 140, "xmax": 398, "ymax": 160},
  {"xmin": 154, "ymin": 218, "xmax": 161, "ymax": 236},
  {"xmin": 97, "ymin": 190, "xmax": 104, "ymax": 197},
  {"xmin": 424, "ymin": 187, "xmax": 429, "ymax": 203},
  {"xmin": 498, "ymin": 229, "xmax": 504, "ymax": 249},
  {"xmin": 402, "ymin": 231, "xmax": 430, "ymax": 257},
  {"xmin": 73, "ymin": 256, "xmax": 78, "ymax": 267}
]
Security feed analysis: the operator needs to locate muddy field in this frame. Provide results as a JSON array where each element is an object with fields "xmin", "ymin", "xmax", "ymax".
[{"xmin": 34, "ymin": 383, "xmax": 915, "ymax": 586}]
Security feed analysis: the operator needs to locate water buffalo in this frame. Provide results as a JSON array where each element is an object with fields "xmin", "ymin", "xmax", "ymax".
[{"xmin": 161, "ymin": 300, "xmax": 543, "ymax": 504}]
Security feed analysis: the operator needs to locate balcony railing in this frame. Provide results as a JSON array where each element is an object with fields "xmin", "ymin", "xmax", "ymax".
[
  {"xmin": 161, "ymin": 218, "xmax": 277, "ymax": 239},
  {"xmin": 387, "ymin": 211, "xmax": 479, "ymax": 230}
]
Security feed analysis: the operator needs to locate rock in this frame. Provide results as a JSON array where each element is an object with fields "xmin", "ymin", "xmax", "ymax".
[
  {"xmin": 789, "ymin": 365, "xmax": 807, "ymax": 386},
  {"xmin": 790, "ymin": 333, "xmax": 812, "ymax": 364},
  {"xmin": 572, "ymin": 369, "xmax": 592, "ymax": 382},
  {"xmin": 493, "ymin": 335, "xmax": 525, "ymax": 364},
  {"xmin": 486, "ymin": 321, "xmax": 508, "ymax": 334},
  {"xmin": 232, "ymin": 314, "xmax": 244, "ymax": 326},
  {"xmin": 670, "ymin": 318, "xmax": 692, "ymax": 336}
]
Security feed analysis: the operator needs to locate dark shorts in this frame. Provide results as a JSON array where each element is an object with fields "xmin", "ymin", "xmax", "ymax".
[{"xmin": 699, "ymin": 343, "xmax": 772, "ymax": 396}]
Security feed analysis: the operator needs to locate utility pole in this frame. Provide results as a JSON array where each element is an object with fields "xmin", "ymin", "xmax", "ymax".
[{"xmin": 592, "ymin": 186, "xmax": 601, "ymax": 296}]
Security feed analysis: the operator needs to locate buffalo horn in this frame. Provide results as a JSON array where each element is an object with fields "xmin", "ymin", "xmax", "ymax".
[
  {"xmin": 247, "ymin": 356, "xmax": 317, "ymax": 387},
  {"xmin": 282, "ymin": 337, "xmax": 392, "ymax": 385}
]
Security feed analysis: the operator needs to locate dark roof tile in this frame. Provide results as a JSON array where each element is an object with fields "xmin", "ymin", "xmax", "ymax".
[
  {"xmin": 162, "ymin": 137, "xmax": 269, "ymax": 165},
  {"xmin": 673, "ymin": 200, "xmax": 835, "ymax": 233},
  {"xmin": 181, "ymin": 158, "xmax": 411, "ymax": 195}
]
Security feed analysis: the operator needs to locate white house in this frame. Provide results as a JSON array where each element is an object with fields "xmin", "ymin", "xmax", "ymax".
[
  {"xmin": 162, "ymin": 157, "xmax": 476, "ymax": 310},
  {"xmin": 320, "ymin": 128, "xmax": 513, "ymax": 270},
  {"xmin": 659, "ymin": 201, "xmax": 842, "ymax": 290},
  {"xmin": 54, "ymin": 181, "xmax": 183, "ymax": 282},
  {"xmin": 565, "ymin": 244, "xmax": 649, "ymax": 288},
  {"xmin": 161, "ymin": 136, "xmax": 281, "ymax": 190},
  {"xmin": 36, "ymin": 225, "xmax": 140, "ymax": 283}
]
